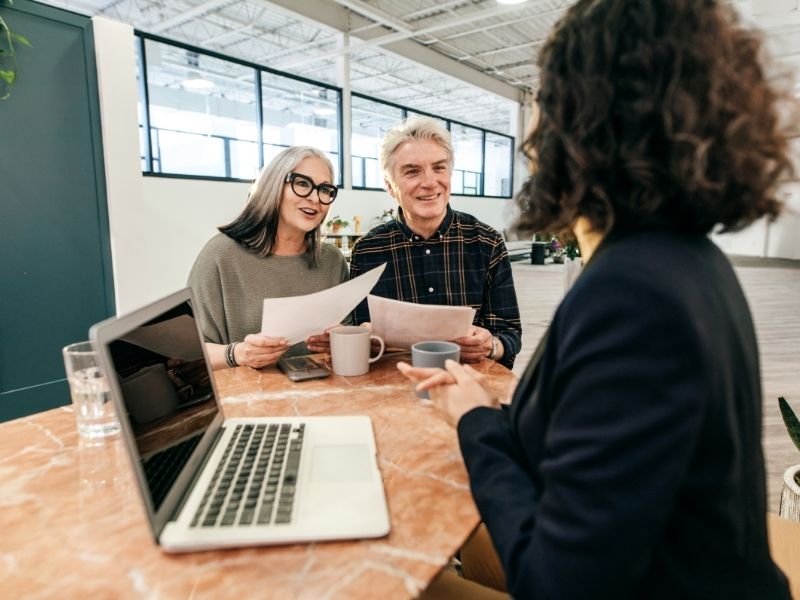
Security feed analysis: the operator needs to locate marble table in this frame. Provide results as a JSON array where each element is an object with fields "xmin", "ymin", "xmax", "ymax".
[{"xmin": 0, "ymin": 353, "xmax": 517, "ymax": 599}]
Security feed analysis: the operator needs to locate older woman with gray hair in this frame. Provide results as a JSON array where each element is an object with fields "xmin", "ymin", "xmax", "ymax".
[{"xmin": 188, "ymin": 146, "xmax": 347, "ymax": 370}]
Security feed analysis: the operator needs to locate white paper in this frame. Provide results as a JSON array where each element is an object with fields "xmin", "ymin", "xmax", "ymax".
[
  {"xmin": 367, "ymin": 295, "xmax": 476, "ymax": 349},
  {"xmin": 261, "ymin": 264, "xmax": 386, "ymax": 344}
]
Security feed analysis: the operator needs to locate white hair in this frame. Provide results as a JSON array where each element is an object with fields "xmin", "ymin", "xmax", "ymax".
[{"xmin": 380, "ymin": 115, "xmax": 454, "ymax": 188}]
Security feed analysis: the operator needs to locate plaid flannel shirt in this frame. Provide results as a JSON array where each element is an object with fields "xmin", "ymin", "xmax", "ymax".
[{"xmin": 349, "ymin": 206, "xmax": 522, "ymax": 368}]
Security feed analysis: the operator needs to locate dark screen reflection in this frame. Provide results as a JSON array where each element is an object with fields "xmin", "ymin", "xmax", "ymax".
[{"xmin": 108, "ymin": 301, "xmax": 218, "ymax": 511}]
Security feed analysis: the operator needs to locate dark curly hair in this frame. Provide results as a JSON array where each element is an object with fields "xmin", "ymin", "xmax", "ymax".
[{"xmin": 516, "ymin": 0, "xmax": 795, "ymax": 237}]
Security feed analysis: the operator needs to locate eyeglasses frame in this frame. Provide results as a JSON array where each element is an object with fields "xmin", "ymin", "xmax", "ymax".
[{"xmin": 285, "ymin": 172, "xmax": 338, "ymax": 205}]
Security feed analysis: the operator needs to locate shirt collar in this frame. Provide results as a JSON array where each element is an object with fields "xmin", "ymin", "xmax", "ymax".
[{"xmin": 396, "ymin": 205, "xmax": 454, "ymax": 242}]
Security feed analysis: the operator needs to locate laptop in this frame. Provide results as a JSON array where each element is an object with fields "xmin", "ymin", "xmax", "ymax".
[{"xmin": 90, "ymin": 288, "xmax": 390, "ymax": 552}]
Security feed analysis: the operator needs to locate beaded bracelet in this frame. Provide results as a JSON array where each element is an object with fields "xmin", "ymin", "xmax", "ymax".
[{"xmin": 225, "ymin": 342, "xmax": 239, "ymax": 368}]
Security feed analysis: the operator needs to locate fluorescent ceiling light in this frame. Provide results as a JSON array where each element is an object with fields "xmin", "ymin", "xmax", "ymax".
[
  {"xmin": 496, "ymin": 0, "xmax": 528, "ymax": 4},
  {"xmin": 314, "ymin": 107, "xmax": 336, "ymax": 116},
  {"xmin": 181, "ymin": 73, "xmax": 215, "ymax": 91}
]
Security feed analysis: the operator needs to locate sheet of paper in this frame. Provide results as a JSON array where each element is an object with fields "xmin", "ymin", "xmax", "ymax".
[
  {"xmin": 367, "ymin": 295, "xmax": 476, "ymax": 349},
  {"xmin": 261, "ymin": 264, "xmax": 386, "ymax": 345},
  {"xmin": 120, "ymin": 315, "xmax": 206, "ymax": 361}
]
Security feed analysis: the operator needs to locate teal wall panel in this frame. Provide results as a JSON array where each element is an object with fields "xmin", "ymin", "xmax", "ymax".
[{"xmin": 0, "ymin": 0, "xmax": 114, "ymax": 422}]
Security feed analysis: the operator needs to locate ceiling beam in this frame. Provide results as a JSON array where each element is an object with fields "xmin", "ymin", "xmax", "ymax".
[
  {"xmin": 279, "ymin": 2, "xmax": 539, "ymax": 69},
  {"xmin": 150, "ymin": 0, "xmax": 238, "ymax": 33},
  {"xmin": 459, "ymin": 40, "xmax": 545, "ymax": 62},
  {"xmin": 261, "ymin": 0, "xmax": 525, "ymax": 102},
  {"xmin": 330, "ymin": 0, "xmax": 413, "ymax": 35},
  {"xmin": 348, "ymin": 0, "xmax": 467, "ymax": 36}
]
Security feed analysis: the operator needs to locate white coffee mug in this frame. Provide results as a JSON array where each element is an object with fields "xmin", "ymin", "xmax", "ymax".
[{"xmin": 329, "ymin": 326, "xmax": 385, "ymax": 376}]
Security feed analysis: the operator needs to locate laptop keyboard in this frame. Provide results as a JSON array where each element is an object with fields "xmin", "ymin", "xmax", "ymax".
[
  {"xmin": 190, "ymin": 423, "xmax": 305, "ymax": 528},
  {"xmin": 143, "ymin": 433, "xmax": 203, "ymax": 512}
]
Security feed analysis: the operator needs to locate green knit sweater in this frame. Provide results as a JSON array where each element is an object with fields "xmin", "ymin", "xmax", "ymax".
[{"xmin": 188, "ymin": 233, "xmax": 349, "ymax": 356}]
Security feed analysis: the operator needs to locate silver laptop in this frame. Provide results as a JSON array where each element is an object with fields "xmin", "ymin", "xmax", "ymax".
[{"xmin": 90, "ymin": 288, "xmax": 390, "ymax": 552}]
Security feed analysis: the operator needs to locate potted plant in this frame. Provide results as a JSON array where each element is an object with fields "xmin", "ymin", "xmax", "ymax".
[
  {"xmin": 373, "ymin": 207, "xmax": 395, "ymax": 226},
  {"xmin": 779, "ymin": 397, "xmax": 800, "ymax": 522},
  {"xmin": 0, "ymin": 0, "xmax": 31, "ymax": 100},
  {"xmin": 559, "ymin": 234, "xmax": 582, "ymax": 292},
  {"xmin": 327, "ymin": 215, "xmax": 349, "ymax": 234},
  {"xmin": 549, "ymin": 237, "xmax": 564, "ymax": 263}
]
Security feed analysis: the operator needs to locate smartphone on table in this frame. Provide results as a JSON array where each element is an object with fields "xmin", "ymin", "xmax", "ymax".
[{"xmin": 277, "ymin": 356, "xmax": 330, "ymax": 382}]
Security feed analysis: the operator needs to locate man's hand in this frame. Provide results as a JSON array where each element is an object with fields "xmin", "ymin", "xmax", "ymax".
[
  {"xmin": 305, "ymin": 332, "xmax": 330, "ymax": 354},
  {"xmin": 452, "ymin": 325, "xmax": 493, "ymax": 363},
  {"xmin": 397, "ymin": 360, "xmax": 499, "ymax": 427}
]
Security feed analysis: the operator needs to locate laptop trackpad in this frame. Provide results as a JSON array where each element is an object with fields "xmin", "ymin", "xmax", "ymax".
[{"xmin": 310, "ymin": 445, "xmax": 372, "ymax": 482}]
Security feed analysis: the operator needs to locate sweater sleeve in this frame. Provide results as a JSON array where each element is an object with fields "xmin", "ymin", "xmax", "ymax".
[{"xmin": 187, "ymin": 243, "xmax": 228, "ymax": 345}]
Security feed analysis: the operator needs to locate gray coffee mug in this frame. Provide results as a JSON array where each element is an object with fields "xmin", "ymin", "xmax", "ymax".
[{"xmin": 410, "ymin": 341, "xmax": 461, "ymax": 399}]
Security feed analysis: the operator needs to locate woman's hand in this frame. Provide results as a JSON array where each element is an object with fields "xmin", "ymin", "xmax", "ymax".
[
  {"xmin": 307, "ymin": 322, "xmax": 373, "ymax": 355},
  {"xmin": 235, "ymin": 334, "xmax": 290, "ymax": 368},
  {"xmin": 397, "ymin": 360, "xmax": 500, "ymax": 427}
]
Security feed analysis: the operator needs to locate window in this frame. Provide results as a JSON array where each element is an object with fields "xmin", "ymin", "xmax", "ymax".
[
  {"xmin": 135, "ymin": 37, "xmax": 149, "ymax": 171},
  {"xmin": 484, "ymin": 133, "xmax": 513, "ymax": 197},
  {"xmin": 451, "ymin": 123, "xmax": 483, "ymax": 196},
  {"xmin": 406, "ymin": 110, "xmax": 448, "ymax": 131},
  {"xmin": 143, "ymin": 39, "xmax": 259, "ymax": 179},
  {"xmin": 351, "ymin": 95, "xmax": 403, "ymax": 189},
  {"xmin": 261, "ymin": 72, "xmax": 341, "ymax": 183},
  {"xmin": 135, "ymin": 35, "xmax": 514, "ymax": 198}
]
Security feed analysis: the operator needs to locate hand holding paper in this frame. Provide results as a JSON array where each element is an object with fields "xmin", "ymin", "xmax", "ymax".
[
  {"xmin": 261, "ymin": 264, "xmax": 385, "ymax": 345},
  {"xmin": 367, "ymin": 295, "xmax": 476, "ymax": 349}
]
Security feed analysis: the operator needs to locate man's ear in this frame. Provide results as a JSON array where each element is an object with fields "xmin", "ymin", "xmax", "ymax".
[{"xmin": 384, "ymin": 177, "xmax": 397, "ymax": 200}]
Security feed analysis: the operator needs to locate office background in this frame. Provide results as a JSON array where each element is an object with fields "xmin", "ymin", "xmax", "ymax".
[{"xmin": 1, "ymin": 0, "xmax": 799, "ymax": 421}]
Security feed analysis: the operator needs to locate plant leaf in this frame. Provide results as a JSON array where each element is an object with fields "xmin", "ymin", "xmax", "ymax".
[
  {"xmin": 10, "ymin": 33, "xmax": 30, "ymax": 47},
  {"xmin": 779, "ymin": 397, "xmax": 800, "ymax": 455},
  {"xmin": 0, "ymin": 68, "xmax": 14, "ymax": 85}
]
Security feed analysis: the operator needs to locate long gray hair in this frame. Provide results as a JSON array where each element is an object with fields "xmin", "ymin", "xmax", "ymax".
[{"xmin": 219, "ymin": 146, "xmax": 335, "ymax": 266}]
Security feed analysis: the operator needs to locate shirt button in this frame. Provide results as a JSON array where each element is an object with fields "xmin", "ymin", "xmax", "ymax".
[
  {"xmin": 425, "ymin": 249, "xmax": 431, "ymax": 255},
  {"xmin": 414, "ymin": 235, "xmax": 419, "ymax": 240},
  {"xmin": 428, "ymin": 287, "xmax": 434, "ymax": 293}
]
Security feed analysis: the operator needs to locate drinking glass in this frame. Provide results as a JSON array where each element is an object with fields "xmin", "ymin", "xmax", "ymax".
[{"xmin": 62, "ymin": 341, "xmax": 120, "ymax": 441}]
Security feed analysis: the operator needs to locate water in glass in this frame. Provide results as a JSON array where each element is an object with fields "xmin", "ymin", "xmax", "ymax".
[{"xmin": 69, "ymin": 366, "xmax": 120, "ymax": 440}]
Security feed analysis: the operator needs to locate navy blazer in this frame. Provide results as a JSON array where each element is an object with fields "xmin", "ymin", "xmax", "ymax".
[{"xmin": 458, "ymin": 229, "xmax": 790, "ymax": 599}]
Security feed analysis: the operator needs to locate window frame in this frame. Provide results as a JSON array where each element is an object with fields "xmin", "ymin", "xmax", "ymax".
[
  {"xmin": 350, "ymin": 91, "xmax": 514, "ymax": 198},
  {"xmin": 136, "ymin": 31, "xmax": 344, "ymax": 185},
  {"xmin": 135, "ymin": 32, "xmax": 514, "ymax": 199}
]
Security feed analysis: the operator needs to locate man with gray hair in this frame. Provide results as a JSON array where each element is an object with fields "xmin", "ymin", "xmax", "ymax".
[{"xmin": 349, "ymin": 116, "xmax": 521, "ymax": 368}]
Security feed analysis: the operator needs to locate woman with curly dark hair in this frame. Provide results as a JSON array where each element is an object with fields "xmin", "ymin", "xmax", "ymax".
[{"xmin": 401, "ymin": 0, "xmax": 795, "ymax": 598}]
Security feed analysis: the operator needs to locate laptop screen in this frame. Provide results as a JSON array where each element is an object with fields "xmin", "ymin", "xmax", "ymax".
[{"xmin": 106, "ymin": 299, "xmax": 219, "ymax": 511}]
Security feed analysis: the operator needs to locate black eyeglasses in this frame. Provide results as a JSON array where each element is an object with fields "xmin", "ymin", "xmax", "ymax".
[{"xmin": 285, "ymin": 172, "xmax": 338, "ymax": 204}]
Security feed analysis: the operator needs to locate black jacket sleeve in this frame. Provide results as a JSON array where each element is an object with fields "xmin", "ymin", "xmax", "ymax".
[{"xmin": 458, "ymin": 269, "xmax": 710, "ymax": 598}]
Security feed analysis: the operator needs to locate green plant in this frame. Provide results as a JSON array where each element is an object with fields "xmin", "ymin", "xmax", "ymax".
[
  {"xmin": 0, "ymin": 0, "xmax": 31, "ymax": 100},
  {"xmin": 547, "ymin": 233, "xmax": 581, "ymax": 260},
  {"xmin": 328, "ymin": 215, "xmax": 349, "ymax": 228},
  {"xmin": 779, "ymin": 397, "xmax": 800, "ymax": 485},
  {"xmin": 563, "ymin": 241, "xmax": 580, "ymax": 260},
  {"xmin": 376, "ymin": 208, "xmax": 395, "ymax": 224}
]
